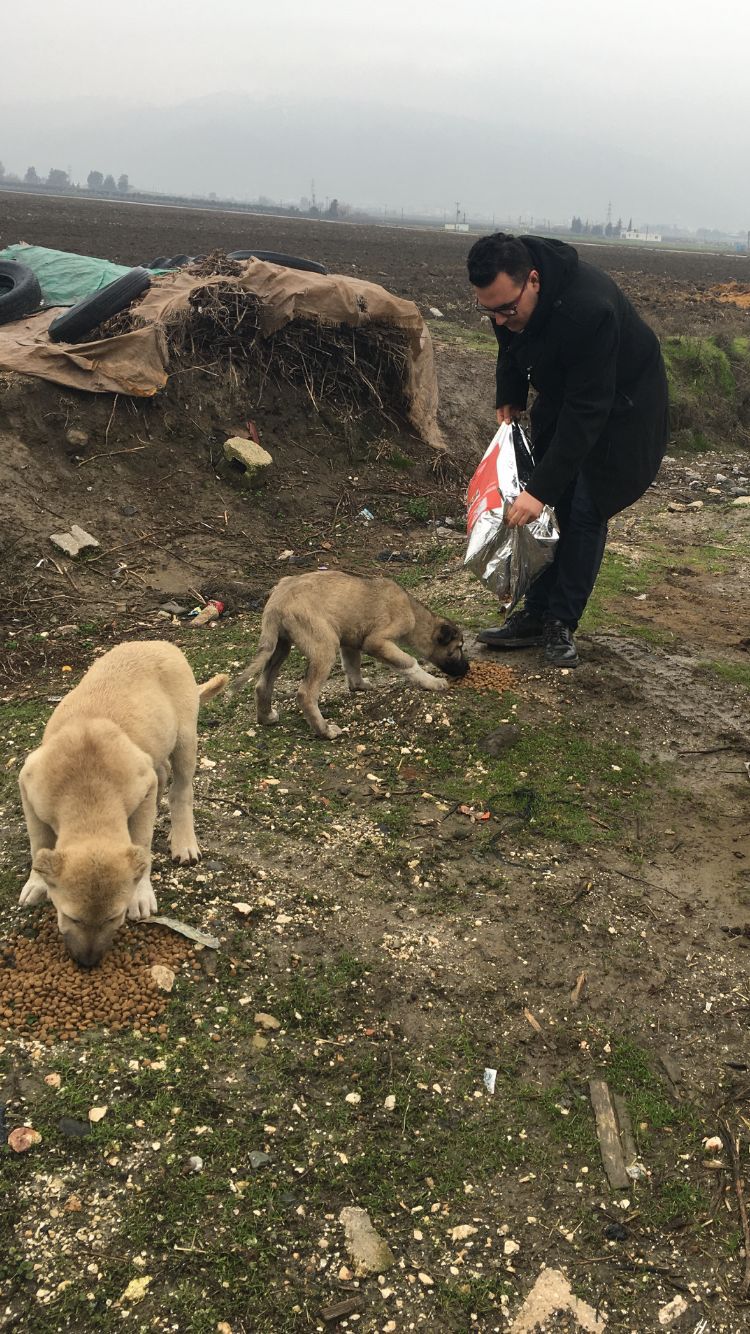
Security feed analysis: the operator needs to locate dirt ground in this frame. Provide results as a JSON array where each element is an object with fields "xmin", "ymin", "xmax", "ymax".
[{"xmin": 1, "ymin": 195, "xmax": 750, "ymax": 1334}]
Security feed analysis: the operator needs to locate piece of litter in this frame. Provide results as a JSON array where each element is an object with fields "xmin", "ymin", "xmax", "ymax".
[
  {"xmin": 145, "ymin": 917, "xmax": 220, "ymax": 948},
  {"xmin": 483, "ymin": 1067, "xmax": 497, "ymax": 1095}
]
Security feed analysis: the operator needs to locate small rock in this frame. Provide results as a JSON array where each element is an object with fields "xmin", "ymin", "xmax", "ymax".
[
  {"xmin": 7, "ymin": 1126, "xmax": 42, "ymax": 1153},
  {"xmin": 658, "ymin": 1294, "xmax": 689, "ymax": 1326},
  {"xmin": 65, "ymin": 427, "xmax": 89, "ymax": 449},
  {"xmin": 44, "ymin": 1073, "xmax": 62, "ymax": 1088},
  {"xmin": 58, "ymin": 1117, "xmax": 91, "ymax": 1138},
  {"xmin": 232, "ymin": 902, "xmax": 253, "ymax": 916},
  {"xmin": 732, "ymin": 495, "xmax": 750, "ymax": 506},
  {"xmin": 249, "ymin": 1151, "xmax": 270, "ymax": 1169},
  {"xmin": 50, "ymin": 524, "xmax": 100, "ymax": 558},
  {"xmin": 428, "ymin": 306, "xmax": 444, "ymax": 318},
  {"xmin": 451, "ymin": 1224, "xmax": 478, "ymax": 1241},
  {"xmin": 685, "ymin": 499, "xmax": 704, "ymax": 511},
  {"xmin": 120, "ymin": 504, "xmax": 138, "ymax": 517},
  {"xmin": 254, "ymin": 1012, "xmax": 281, "ymax": 1031},
  {"xmin": 418, "ymin": 1271, "xmax": 434, "ymax": 1287},
  {"xmin": 88, "ymin": 1105, "xmax": 108, "ymax": 1123},
  {"xmin": 384, "ymin": 1094, "xmax": 396, "ymax": 1111},
  {"xmin": 339, "ymin": 1205, "xmax": 395, "ymax": 1275},
  {"xmin": 63, "ymin": 1195, "xmax": 83, "ymax": 1213},
  {"xmin": 251, "ymin": 1033, "xmax": 269, "ymax": 1051},
  {"xmin": 150, "ymin": 965, "xmax": 175, "ymax": 992},
  {"xmin": 187, "ymin": 1155, "xmax": 204, "ymax": 1173},
  {"xmin": 480, "ymin": 725, "xmax": 521, "ymax": 756},
  {"xmin": 223, "ymin": 436, "xmax": 273, "ymax": 486},
  {"xmin": 345, "ymin": 1091, "xmax": 362, "ymax": 1105},
  {"xmin": 604, "ymin": 1221, "xmax": 628, "ymax": 1241},
  {"xmin": 119, "ymin": 1275, "xmax": 152, "ymax": 1304},
  {"xmin": 504, "ymin": 1238, "xmax": 520, "ymax": 1255}
]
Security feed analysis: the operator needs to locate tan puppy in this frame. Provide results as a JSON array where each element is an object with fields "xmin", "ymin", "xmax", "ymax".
[
  {"xmin": 18, "ymin": 641, "xmax": 227, "ymax": 967},
  {"xmin": 230, "ymin": 571, "xmax": 468, "ymax": 739}
]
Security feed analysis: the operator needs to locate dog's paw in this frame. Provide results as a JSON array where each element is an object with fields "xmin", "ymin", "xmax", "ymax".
[
  {"xmin": 128, "ymin": 878, "xmax": 157, "ymax": 920},
  {"xmin": 171, "ymin": 837, "xmax": 201, "ymax": 865},
  {"xmin": 422, "ymin": 675, "xmax": 449, "ymax": 692},
  {"xmin": 322, "ymin": 723, "xmax": 343, "ymax": 740},
  {"xmin": 19, "ymin": 873, "xmax": 49, "ymax": 907},
  {"xmin": 349, "ymin": 678, "xmax": 375, "ymax": 692},
  {"xmin": 259, "ymin": 708, "xmax": 279, "ymax": 725}
]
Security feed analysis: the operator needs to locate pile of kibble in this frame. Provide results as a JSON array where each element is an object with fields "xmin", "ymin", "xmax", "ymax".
[
  {"xmin": 454, "ymin": 660, "xmax": 517, "ymax": 695},
  {"xmin": 0, "ymin": 911, "xmax": 196, "ymax": 1043}
]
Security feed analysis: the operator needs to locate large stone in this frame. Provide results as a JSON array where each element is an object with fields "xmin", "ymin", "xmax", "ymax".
[
  {"xmin": 222, "ymin": 436, "xmax": 273, "ymax": 487},
  {"xmin": 339, "ymin": 1206, "xmax": 395, "ymax": 1276},
  {"xmin": 49, "ymin": 524, "xmax": 100, "ymax": 557},
  {"xmin": 732, "ymin": 495, "xmax": 750, "ymax": 506}
]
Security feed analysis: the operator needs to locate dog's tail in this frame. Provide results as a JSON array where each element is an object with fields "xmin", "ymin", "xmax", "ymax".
[
  {"xmin": 227, "ymin": 648, "xmax": 273, "ymax": 696},
  {"xmin": 198, "ymin": 673, "xmax": 230, "ymax": 704},
  {"xmin": 228, "ymin": 613, "xmax": 283, "ymax": 697}
]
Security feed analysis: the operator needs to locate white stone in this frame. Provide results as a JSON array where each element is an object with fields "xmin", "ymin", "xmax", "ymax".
[
  {"xmin": 223, "ymin": 436, "xmax": 273, "ymax": 476},
  {"xmin": 50, "ymin": 524, "xmax": 100, "ymax": 557}
]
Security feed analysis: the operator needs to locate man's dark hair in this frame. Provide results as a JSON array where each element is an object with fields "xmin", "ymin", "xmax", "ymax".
[{"xmin": 467, "ymin": 233, "xmax": 533, "ymax": 288}]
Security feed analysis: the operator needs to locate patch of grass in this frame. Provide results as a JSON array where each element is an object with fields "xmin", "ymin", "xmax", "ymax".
[
  {"xmin": 696, "ymin": 658, "xmax": 750, "ymax": 690},
  {"xmin": 663, "ymin": 335, "xmax": 735, "ymax": 400},
  {"xmin": 407, "ymin": 497, "xmax": 431, "ymax": 522},
  {"xmin": 427, "ymin": 318, "xmax": 497, "ymax": 355}
]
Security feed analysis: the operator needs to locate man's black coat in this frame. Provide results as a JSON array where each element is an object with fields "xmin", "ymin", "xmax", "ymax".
[{"xmin": 492, "ymin": 236, "xmax": 669, "ymax": 519}]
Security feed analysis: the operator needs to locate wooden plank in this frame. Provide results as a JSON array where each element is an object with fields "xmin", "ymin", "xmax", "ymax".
[
  {"xmin": 589, "ymin": 1079, "xmax": 629, "ymax": 1189},
  {"xmin": 613, "ymin": 1092, "xmax": 638, "ymax": 1170}
]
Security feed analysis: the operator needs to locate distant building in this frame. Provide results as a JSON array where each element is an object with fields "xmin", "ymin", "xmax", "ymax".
[
  {"xmin": 620, "ymin": 229, "xmax": 662, "ymax": 242},
  {"xmin": 444, "ymin": 223, "xmax": 469, "ymax": 233}
]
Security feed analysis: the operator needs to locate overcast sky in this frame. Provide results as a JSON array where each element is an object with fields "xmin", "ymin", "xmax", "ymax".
[{"xmin": 2, "ymin": 0, "xmax": 749, "ymax": 232}]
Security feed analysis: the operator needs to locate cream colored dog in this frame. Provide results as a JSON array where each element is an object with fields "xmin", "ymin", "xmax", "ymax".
[
  {"xmin": 230, "ymin": 571, "xmax": 468, "ymax": 738},
  {"xmin": 18, "ymin": 641, "xmax": 227, "ymax": 966}
]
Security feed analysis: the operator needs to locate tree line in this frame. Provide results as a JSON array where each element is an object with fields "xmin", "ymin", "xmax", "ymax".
[{"xmin": 0, "ymin": 162, "xmax": 129, "ymax": 193}]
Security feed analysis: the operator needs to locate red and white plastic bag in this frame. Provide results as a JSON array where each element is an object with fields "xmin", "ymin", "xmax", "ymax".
[{"xmin": 464, "ymin": 421, "xmax": 559, "ymax": 608}]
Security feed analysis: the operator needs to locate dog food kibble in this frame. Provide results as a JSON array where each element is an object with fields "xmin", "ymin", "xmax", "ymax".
[
  {"xmin": 0, "ymin": 911, "xmax": 197, "ymax": 1044},
  {"xmin": 454, "ymin": 660, "xmax": 516, "ymax": 695}
]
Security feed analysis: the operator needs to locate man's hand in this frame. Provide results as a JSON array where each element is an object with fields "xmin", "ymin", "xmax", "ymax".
[
  {"xmin": 496, "ymin": 405, "xmax": 522, "ymax": 426},
  {"xmin": 506, "ymin": 490, "xmax": 544, "ymax": 527}
]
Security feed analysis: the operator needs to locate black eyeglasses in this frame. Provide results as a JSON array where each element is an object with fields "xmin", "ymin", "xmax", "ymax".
[{"xmin": 475, "ymin": 274, "xmax": 530, "ymax": 319}]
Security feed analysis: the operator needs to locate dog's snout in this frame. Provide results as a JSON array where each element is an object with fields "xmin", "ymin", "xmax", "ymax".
[{"xmin": 444, "ymin": 656, "xmax": 470, "ymax": 679}]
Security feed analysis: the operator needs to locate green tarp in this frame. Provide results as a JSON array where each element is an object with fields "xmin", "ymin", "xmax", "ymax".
[{"xmin": 0, "ymin": 244, "xmax": 136, "ymax": 307}]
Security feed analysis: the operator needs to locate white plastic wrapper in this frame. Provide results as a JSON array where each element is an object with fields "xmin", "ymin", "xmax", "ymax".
[{"xmin": 464, "ymin": 421, "xmax": 559, "ymax": 608}]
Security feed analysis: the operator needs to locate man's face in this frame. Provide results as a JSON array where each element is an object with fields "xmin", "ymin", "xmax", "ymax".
[{"xmin": 473, "ymin": 269, "xmax": 540, "ymax": 332}]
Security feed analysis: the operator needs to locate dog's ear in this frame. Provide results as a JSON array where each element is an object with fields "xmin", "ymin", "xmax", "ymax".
[
  {"xmin": 128, "ymin": 845, "xmax": 150, "ymax": 881},
  {"xmin": 33, "ymin": 849, "xmax": 63, "ymax": 883},
  {"xmin": 435, "ymin": 620, "xmax": 458, "ymax": 646}
]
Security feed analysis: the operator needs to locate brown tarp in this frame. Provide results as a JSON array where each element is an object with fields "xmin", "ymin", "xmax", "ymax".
[{"xmin": 0, "ymin": 260, "xmax": 445, "ymax": 448}]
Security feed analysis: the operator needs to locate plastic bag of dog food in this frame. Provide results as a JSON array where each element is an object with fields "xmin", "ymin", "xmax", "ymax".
[{"xmin": 464, "ymin": 421, "xmax": 559, "ymax": 608}]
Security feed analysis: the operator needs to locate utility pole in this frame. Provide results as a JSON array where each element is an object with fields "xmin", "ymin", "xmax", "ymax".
[{"xmin": 455, "ymin": 201, "xmax": 461, "ymax": 226}]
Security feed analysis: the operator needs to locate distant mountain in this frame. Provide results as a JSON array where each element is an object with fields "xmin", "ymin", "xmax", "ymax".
[{"xmin": 1, "ymin": 94, "xmax": 745, "ymax": 233}]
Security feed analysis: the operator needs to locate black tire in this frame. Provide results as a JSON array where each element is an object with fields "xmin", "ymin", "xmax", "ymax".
[
  {"xmin": 48, "ymin": 268, "xmax": 152, "ymax": 344},
  {"xmin": 227, "ymin": 250, "xmax": 328, "ymax": 275},
  {"xmin": 160, "ymin": 254, "xmax": 192, "ymax": 269},
  {"xmin": 144, "ymin": 255, "xmax": 192, "ymax": 270},
  {"xmin": 0, "ymin": 260, "xmax": 43, "ymax": 326}
]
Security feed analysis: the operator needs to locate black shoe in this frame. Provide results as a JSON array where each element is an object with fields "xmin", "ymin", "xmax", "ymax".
[
  {"xmin": 544, "ymin": 619, "xmax": 579, "ymax": 667},
  {"xmin": 477, "ymin": 609, "xmax": 546, "ymax": 649}
]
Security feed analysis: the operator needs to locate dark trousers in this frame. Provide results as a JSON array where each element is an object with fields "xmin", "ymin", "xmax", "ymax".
[{"xmin": 524, "ymin": 472, "xmax": 608, "ymax": 630}]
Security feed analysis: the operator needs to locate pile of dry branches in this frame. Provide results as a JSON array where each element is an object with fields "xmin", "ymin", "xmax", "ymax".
[{"xmin": 168, "ymin": 282, "xmax": 412, "ymax": 424}]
